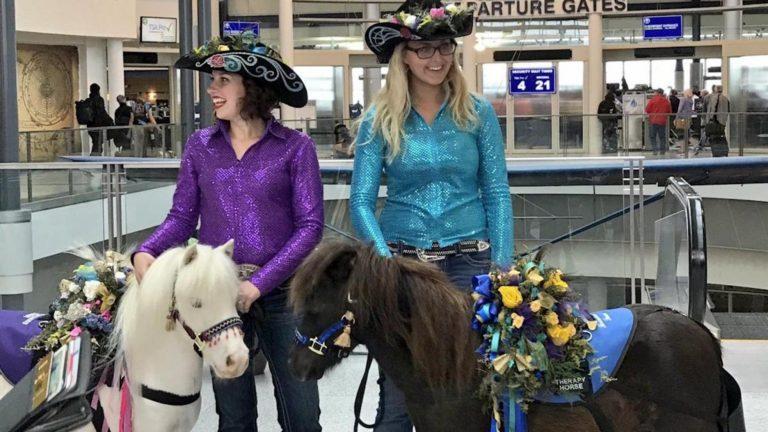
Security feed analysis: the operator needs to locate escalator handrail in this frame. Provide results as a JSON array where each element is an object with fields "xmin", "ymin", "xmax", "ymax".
[{"xmin": 662, "ymin": 177, "xmax": 708, "ymax": 323}]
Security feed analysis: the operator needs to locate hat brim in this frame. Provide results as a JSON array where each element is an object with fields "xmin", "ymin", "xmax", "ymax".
[
  {"xmin": 364, "ymin": 18, "xmax": 473, "ymax": 64},
  {"xmin": 174, "ymin": 51, "xmax": 308, "ymax": 108}
]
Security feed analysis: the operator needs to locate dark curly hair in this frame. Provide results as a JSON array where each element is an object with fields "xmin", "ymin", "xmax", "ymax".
[{"xmin": 240, "ymin": 78, "xmax": 279, "ymax": 120}]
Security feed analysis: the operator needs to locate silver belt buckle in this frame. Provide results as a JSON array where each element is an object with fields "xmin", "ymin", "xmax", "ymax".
[
  {"xmin": 416, "ymin": 249, "xmax": 444, "ymax": 262},
  {"xmin": 477, "ymin": 241, "xmax": 490, "ymax": 252}
]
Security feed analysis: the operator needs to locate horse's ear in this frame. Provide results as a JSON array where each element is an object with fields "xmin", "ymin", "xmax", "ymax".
[
  {"xmin": 217, "ymin": 239, "xmax": 235, "ymax": 257},
  {"xmin": 182, "ymin": 244, "xmax": 198, "ymax": 266}
]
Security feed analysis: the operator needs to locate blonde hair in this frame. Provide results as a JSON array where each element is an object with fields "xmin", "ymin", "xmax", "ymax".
[
  {"xmin": 683, "ymin": 88, "xmax": 694, "ymax": 98},
  {"xmin": 360, "ymin": 43, "xmax": 478, "ymax": 159}
]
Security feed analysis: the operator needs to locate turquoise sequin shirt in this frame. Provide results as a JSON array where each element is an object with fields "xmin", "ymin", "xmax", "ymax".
[{"xmin": 350, "ymin": 95, "xmax": 514, "ymax": 267}]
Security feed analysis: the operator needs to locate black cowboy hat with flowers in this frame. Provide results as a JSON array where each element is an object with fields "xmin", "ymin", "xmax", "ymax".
[
  {"xmin": 175, "ymin": 31, "xmax": 308, "ymax": 108},
  {"xmin": 364, "ymin": 0, "xmax": 475, "ymax": 64}
]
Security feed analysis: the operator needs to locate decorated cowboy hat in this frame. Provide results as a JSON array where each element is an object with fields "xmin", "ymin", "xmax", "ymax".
[
  {"xmin": 364, "ymin": 0, "xmax": 475, "ymax": 64},
  {"xmin": 174, "ymin": 31, "xmax": 308, "ymax": 108}
]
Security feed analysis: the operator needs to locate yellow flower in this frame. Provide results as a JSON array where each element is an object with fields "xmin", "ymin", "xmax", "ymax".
[
  {"xmin": 545, "ymin": 311, "xmax": 559, "ymax": 326},
  {"xmin": 543, "ymin": 270, "xmax": 569, "ymax": 294},
  {"xmin": 217, "ymin": 45, "xmax": 230, "ymax": 52},
  {"xmin": 499, "ymin": 285, "xmax": 523, "ymax": 309},
  {"xmin": 529, "ymin": 300, "xmax": 542, "ymax": 313},
  {"xmin": 547, "ymin": 323, "xmax": 576, "ymax": 346},
  {"xmin": 587, "ymin": 320, "xmax": 598, "ymax": 331},
  {"xmin": 100, "ymin": 294, "xmax": 116, "ymax": 313},
  {"xmin": 511, "ymin": 312, "xmax": 525, "ymax": 329},
  {"xmin": 526, "ymin": 268, "xmax": 544, "ymax": 286}
]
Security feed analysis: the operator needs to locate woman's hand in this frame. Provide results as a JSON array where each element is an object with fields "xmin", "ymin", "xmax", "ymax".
[
  {"xmin": 237, "ymin": 281, "xmax": 262, "ymax": 313},
  {"xmin": 133, "ymin": 252, "xmax": 156, "ymax": 283}
]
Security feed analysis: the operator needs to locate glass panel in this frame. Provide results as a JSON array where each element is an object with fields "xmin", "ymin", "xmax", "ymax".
[
  {"xmin": 650, "ymin": 59, "xmax": 676, "ymax": 91},
  {"xmin": 709, "ymin": 291, "xmax": 729, "ymax": 313},
  {"xmin": 559, "ymin": 61, "xmax": 583, "ymax": 150},
  {"xmin": 653, "ymin": 209, "xmax": 689, "ymax": 314},
  {"xmin": 293, "ymin": 66, "xmax": 345, "ymax": 150},
  {"xmin": 605, "ymin": 61, "xmax": 624, "ymax": 86},
  {"xmin": 511, "ymin": 62, "xmax": 552, "ymax": 150},
  {"xmin": 623, "ymin": 60, "xmax": 650, "ymax": 90},
  {"xmin": 514, "ymin": 94, "xmax": 552, "ymax": 150},
  {"xmin": 729, "ymin": 55, "xmax": 768, "ymax": 151},
  {"xmin": 482, "ymin": 63, "xmax": 508, "ymax": 144}
]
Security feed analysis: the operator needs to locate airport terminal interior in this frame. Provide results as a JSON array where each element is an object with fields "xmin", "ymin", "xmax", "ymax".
[{"xmin": 1, "ymin": 0, "xmax": 768, "ymax": 431}]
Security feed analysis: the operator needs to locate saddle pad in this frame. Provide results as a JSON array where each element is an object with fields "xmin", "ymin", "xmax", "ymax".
[{"xmin": 534, "ymin": 307, "xmax": 636, "ymax": 404}]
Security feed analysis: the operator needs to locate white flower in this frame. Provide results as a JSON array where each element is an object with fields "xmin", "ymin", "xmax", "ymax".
[
  {"xmin": 60, "ymin": 291, "xmax": 70, "ymax": 300},
  {"xmin": 446, "ymin": 4, "xmax": 459, "ymax": 14},
  {"xmin": 65, "ymin": 302, "xmax": 89, "ymax": 322},
  {"xmin": 404, "ymin": 15, "xmax": 417, "ymax": 28},
  {"xmin": 53, "ymin": 311, "xmax": 63, "ymax": 321},
  {"xmin": 68, "ymin": 282, "xmax": 81, "ymax": 294},
  {"xmin": 83, "ymin": 280, "xmax": 101, "ymax": 301}
]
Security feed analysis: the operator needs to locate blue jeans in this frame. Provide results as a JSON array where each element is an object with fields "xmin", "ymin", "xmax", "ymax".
[
  {"xmin": 650, "ymin": 124, "xmax": 668, "ymax": 154},
  {"xmin": 212, "ymin": 289, "xmax": 321, "ymax": 432},
  {"xmin": 374, "ymin": 248, "xmax": 492, "ymax": 432}
]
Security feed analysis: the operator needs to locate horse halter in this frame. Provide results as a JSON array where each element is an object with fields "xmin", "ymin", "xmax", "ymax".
[
  {"xmin": 295, "ymin": 311, "xmax": 355, "ymax": 358},
  {"xmin": 166, "ymin": 291, "xmax": 243, "ymax": 357}
]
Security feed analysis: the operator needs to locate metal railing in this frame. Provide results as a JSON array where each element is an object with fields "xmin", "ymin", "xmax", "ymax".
[{"xmin": 18, "ymin": 123, "xmax": 181, "ymax": 162}]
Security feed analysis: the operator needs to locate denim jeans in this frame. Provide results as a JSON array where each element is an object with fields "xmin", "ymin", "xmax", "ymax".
[
  {"xmin": 212, "ymin": 288, "xmax": 321, "ymax": 432},
  {"xmin": 374, "ymin": 248, "xmax": 492, "ymax": 432},
  {"xmin": 650, "ymin": 124, "xmax": 668, "ymax": 155}
]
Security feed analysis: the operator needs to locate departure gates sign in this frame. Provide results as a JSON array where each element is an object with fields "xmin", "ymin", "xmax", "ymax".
[
  {"xmin": 509, "ymin": 68, "xmax": 557, "ymax": 95},
  {"xmin": 462, "ymin": 0, "xmax": 628, "ymax": 18}
]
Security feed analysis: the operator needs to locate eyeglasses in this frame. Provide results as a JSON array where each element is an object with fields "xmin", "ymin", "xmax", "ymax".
[{"xmin": 404, "ymin": 41, "xmax": 457, "ymax": 59}]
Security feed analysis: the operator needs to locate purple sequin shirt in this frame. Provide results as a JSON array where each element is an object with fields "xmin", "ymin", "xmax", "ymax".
[{"xmin": 136, "ymin": 119, "xmax": 324, "ymax": 296}]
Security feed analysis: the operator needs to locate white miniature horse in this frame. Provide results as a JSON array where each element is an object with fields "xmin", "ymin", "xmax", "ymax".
[{"xmin": 106, "ymin": 240, "xmax": 249, "ymax": 432}]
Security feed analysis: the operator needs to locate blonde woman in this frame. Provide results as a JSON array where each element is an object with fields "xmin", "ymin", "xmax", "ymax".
[
  {"xmin": 351, "ymin": 1, "xmax": 513, "ymax": 430},
  {"xmin": 675, "ymin": 89, "xmax": 695, "ymax": 153}
]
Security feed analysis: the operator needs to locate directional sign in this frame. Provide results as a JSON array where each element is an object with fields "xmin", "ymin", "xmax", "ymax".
[
  {"xmin": 509, "ymin": 68, "xmax": 557, "ymax": 95},
  {"xmin": 643, "ymin": 15, "xmax": 683, "ymax": 40},
  {"xmin": 222, "ymin": 21, "xmax": 260, "ymax": 37}
]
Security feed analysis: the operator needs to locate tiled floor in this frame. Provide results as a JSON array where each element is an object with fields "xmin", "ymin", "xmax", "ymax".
[{"xmin": 193, "ymin": 340, "xmax": 766, "ymax": 431}]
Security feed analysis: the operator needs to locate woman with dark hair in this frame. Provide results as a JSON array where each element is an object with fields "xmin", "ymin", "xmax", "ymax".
[
  {"xmin": 352, "ymin": 1, "xmax": 513, "ymax": 430},
  {"xmin": 131, "ymin": 33, "xmax": 323, "ymax": 432}
]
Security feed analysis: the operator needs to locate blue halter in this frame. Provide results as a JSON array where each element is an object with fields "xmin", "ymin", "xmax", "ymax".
[{"xmin": 294, "ymin": 312, "xmax": 354, "ymax": 357}]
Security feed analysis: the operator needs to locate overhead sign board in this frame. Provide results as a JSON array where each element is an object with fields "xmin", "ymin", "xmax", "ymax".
[
  {"xmin": 222, "ymin": 21, "xmax": 260, "ymax": 37},
  {"xmin": 642, "ymin": 15, "xmax": 683, "ymax": 40},
  {"xmin": 462, "ymin": 0, "xmax": 628, "ymax": 19},
  {"xmin": 509, "ymin": 67, "xmax": 557, "ymax": 95},
  {"xmin": 140, "ymin": 17, "xmax": 177, "ymax": 43}
]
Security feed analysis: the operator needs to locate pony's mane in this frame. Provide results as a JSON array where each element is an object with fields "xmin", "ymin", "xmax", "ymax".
[{"xmin": 293, "ymin": 241, "xmax": 478, "ymax": 389}]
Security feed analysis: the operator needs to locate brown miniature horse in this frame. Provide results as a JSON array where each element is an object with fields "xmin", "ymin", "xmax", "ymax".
[{"xmin": 289, "ymin": 241, "xmax": 740, "ymax": 432}]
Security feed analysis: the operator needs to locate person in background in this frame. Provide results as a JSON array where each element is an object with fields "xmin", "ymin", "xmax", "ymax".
[
  {"xmin": 675, "ymin": 89, "xmax": 695, "ymax": 153},
  {"xmin": 669, "ymin": 89, "xmax": 680, "ymax": 114},
  {"xmin": 332, "ymin": 122, "xmax": 355, "ymax": 158},
  {"xmin": 86, "ymin": 83, "xmax": 110, "ymax": 155},
  {"xmin": 598, "ymin": 92, "xmax": 620, "ymax": 153},
  {"xmin": 645, "ymin": 88, "xmax": 672, "ymax": 156},
  {"xmin": 707, "ymin": 85, "xmax": 731, "ymax": 126},
  {"xmin": 113, "ymin": 95, "xmax": 134, "ymax": 150}
]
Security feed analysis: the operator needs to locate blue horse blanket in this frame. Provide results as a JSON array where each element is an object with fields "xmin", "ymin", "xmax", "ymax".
[{"xmin": 0, "ymin": 310, "xmax": 45, "ymax": 384}]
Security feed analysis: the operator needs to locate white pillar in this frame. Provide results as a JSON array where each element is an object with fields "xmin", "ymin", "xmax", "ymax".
[
  {"xmin": 83, "ymin": 39, "xmax": 108, "ymax": 98},
  {"xmin": 107, "ymin": 39, "xmax": 125, "ymax": 116},
  {"xmin": 279, "ymin": 0, "xmax": 296, "ymax": 123},
  {"xmin": 724, "ymin": 0, "xmax": 742, "ymax": 41},
  {"xmin": 587, "ymin": 13, "xmax": 604, "ymax": 155},
  {"xmin": 362, "ymin": 4, "xmax": 382, "ymax": 107},
  {"xmin": 674, "ymin": 59, "xmax": 684, "ymax": 91},
  {"xmin": 462, "ymin": 30, "xmax": 478, "ymax": 93}
]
